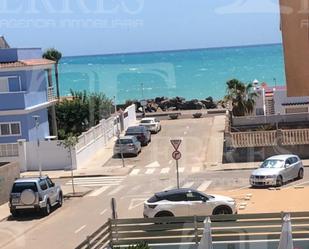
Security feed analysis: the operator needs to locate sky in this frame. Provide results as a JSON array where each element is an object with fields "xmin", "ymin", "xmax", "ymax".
[{"xmin": 0, "ymin": 0, "xmax": 282, "ymax": 56}]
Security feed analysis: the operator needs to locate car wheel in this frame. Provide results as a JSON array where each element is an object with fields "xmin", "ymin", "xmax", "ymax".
[
  {"xmin": 42, "ymin": 200, "xmax": 51, "ymax": 216},
  {"xmin": 213, "ymin": 206, "xmax": 232, "ymax": 215},
  {"xmin": 57, "ymin": 192, "xmax": 63, "ymax": 207},
  {"xmin": 276, "ymin": 176, "xmax": 283, "ymax": 187},
  {"xmin": 298, "ymin": 168, "xmax": 304, "ymax": 180},
  {"xmin": 155, "ymin": 211, "xmax": 174, "ymax": 218}
]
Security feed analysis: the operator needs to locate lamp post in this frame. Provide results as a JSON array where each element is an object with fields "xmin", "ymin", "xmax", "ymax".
[
  {"xmin": 114, "ymin": 96, "xmax": 125, "ymax": 168},
  {"xmin": 32, "ymin": 115, "xmax": 42, "ymax": 177}
]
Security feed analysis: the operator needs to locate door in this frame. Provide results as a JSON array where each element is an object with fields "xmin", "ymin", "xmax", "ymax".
[
  {"xmin": 46, "ymin": 177, "xmax": 57, "ymax": 204},
  {"xmin": 186, "ymin": 192, "xmax": 212, "ymax": 216},
  {"xmin": 283, "ymin": 158, "xmax": 295, "ymax": 182},
  {"xmin": 166, "ymin": 193, "xmax": 190, "ymax": 216}
]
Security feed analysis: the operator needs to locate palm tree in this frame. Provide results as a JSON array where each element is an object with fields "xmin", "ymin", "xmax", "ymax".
[
  {"xmin": 43, "ymin": 48, "xmax": 62, "ymax": 99},
  {"xmin": 224, "ymin": 79, "xmax": 258, "ymax": 116}
]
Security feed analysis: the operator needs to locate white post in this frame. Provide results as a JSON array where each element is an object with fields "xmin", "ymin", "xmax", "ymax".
[
  {"xmin": 17, "ymin": 139, "xmax": 27, "ymax": 172},
  {"xmin": 32, "ymin": 115, "xmax": 42, "ymax": 177},
  {"xmin": 114, "ymin": 96, "xmax": 125, "ymax": 168}
]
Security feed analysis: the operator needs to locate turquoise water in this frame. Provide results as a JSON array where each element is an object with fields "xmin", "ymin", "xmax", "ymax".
[{"xmin": 59, "ymin": 44, "xmax": 286, "ymax": 103}]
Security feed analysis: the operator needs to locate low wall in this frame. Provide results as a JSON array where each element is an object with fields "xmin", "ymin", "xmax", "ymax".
[
  {"xmin": 0, "ymin": 162, "xmax": 20, "ymax": 205},
  {"xmin": 223, "ymin": 144, "xmax": 309, "ymax": 163}
]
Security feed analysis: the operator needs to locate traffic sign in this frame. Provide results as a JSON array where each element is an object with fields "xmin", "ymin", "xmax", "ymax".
[
  {"xmin": 172, "ymin": 151, "xmax": 182, "ymax": 160},
  {"xmin": 170, "ymin": 139, "xmax": 182, "ymax": 151}
]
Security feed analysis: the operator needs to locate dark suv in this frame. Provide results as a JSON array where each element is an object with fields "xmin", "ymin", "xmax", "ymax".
[{"xmin": 125, "ymin": 126, "xmax": 151, "ymax": 146}]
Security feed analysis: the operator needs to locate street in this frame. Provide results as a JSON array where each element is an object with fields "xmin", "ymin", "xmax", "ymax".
[{"xmin": 0, "ymin": 117, "xmax": 309, "ymax": 248}]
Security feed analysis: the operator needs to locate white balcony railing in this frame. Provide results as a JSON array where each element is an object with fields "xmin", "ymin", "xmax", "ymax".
[{"xmin": 47, "ymin": 86, "xmax": 56, "ymax": 102}]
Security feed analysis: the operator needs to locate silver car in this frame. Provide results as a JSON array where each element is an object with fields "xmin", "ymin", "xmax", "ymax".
[
  {"xmin": 113, "ymin": 136, "xmax": 141, "ymax": 157},
  {"xmin": 250, "ymin": 155, "xmax": 304, "ymax": 187},
  {"xmin": 9, "ymin": 176, "xmax": 63, "ymax": 217}
]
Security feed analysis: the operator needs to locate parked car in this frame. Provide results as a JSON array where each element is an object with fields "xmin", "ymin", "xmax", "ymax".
[
  {"xmin": 125, "ymin": 126, "xmax": 151, "ymax": 146},
  {"xmin": 113, "ymin": 136, "xmax": 141, "ymax": 157},
  {"xmin": 143, "ymin": 188, "xmax": 237, "ymax": 218},
  {"xmin": 9, "ymin": 176, "xmax": 63, "ymax": 217},
  {"xmin": 250, "ymin": 154, "xmax": 304, "ymax": 187},
  {"xmin": 140, "ymin": 117, "xmax": 161, "ymax": 133}
]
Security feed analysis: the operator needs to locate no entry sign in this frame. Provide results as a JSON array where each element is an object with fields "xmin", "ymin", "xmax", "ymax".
[{"xmin": 172, "ymin": 151, "xmax": 182, "ymax": 160}]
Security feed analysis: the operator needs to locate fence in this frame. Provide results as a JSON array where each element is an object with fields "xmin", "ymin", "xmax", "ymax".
[
  {"xmin": 76, "ymin": 211, "xmax": 309, "ymax": 249},
  {"xmin": 229, "ymin": 128, "xmax": 309, "ymax": 148}
]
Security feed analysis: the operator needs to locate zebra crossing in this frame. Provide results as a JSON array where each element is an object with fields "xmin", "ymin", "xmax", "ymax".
[
  {"xmin": 65, "ymin": 176, "xmax": 126, "ymax": 188},
  {"xmin": 129, "ymin": 166, "xmax": 203, "ymax": 176}
]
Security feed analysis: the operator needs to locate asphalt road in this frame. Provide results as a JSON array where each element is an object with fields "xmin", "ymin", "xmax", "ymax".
[{"xmin": 1, "ymin": 117, "xmax": 309, "ymax": 249}]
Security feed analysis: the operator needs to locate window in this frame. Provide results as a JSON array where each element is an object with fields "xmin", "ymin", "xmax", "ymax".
[
  {"xmin": 0, "ymin": 76, "xmax": 21, "ymax": 93},
  {"xmin": 39, "ymin": 180, "xmax": 48, "ymax": 190},
  {"xmin": 12, "ymin": 182, "xmax": 38, "ymax": 193},
  {"xmin": 186, "ymin": 192, "xmax": 208, "ymax": 202},
  {"xmin": 0, "ymin": 77, "xmax": 9, "ymax": 92},
  {"xmin": 166, "ymin": 194, "xmax": 186, "ymax": 202},
  {"xmin": 46, "ymin": 178, "xmax": 54, "ymax": 188},
  {"xmin": 0, "ymin": 122, "xmax": 21, "ymax": 136}
]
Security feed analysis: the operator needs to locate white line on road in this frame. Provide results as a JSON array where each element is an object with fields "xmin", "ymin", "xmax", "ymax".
[
  {"xmin": 100, "ymin": 209, "xmax": 107, "ymax": 216},
  {"xmin": 168, "ymin": 160, "xmax": 173, "ymax": 165},
  {"xmin": 108, "ymin": 185, "xmax": 124, "ymax": 196},
  {"xmin": 178, "ymin": 167, "xmax": 185, "ymax": 173},
  {"xmin": 182, "ymin": 182, "xmax": 194, "ymax": 188},
  {"xmin": 88, "ymin": 186, "xmax": 110, "ymax": 197},
  {"xmin": 145, "ymin": 169, "xmax": 155, "ymax": 175},
  {"xmin": 197, "ymin": 181, "xmax": 212, "ymax": 192},
  {"xmin": 191, "ymin": 167, "xmax": 200, "ymax": 173},
  {"xmin": 229, "ymin": 185, "xmax": 251, "ymax": 192},
  {"xmin": 160, "ymin": 168, "xmax": 170, "ymax": 174},
  {"xmin": 184, "ymin": 131, "xmax": 187, "ymax": 135},
  {"xmin": 130, "ymin": 169, "xmax": 140, "ymax": 176},
  {"xmin": 146, "ymin": 161, "xmax": 161, "ymax": 168},
  {"xmin": 74, "ymin": 225, "xmax": 86, "ymax": 234}
]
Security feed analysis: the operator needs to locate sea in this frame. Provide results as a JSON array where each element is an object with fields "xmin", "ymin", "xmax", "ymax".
[{"xmin": 59, "ymin": 43, "xmax": 286, "ymax": 104}]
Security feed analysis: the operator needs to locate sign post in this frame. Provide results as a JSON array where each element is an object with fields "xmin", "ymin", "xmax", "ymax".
[{"xmin": 171, "ymin": 139, "xmax": 182, "ymax": 189}]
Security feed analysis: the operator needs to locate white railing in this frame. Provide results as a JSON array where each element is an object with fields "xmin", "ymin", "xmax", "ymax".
[
  {"xmin": 230, "ymin": 128, "xmax": 309, "ymax": 148},
  {"xmin": 282, "ymin": 129, "xmax": 309, "ymax": 145},
  {"xmin": 231, "ymin": 130, "xmax": 277, "ymax": 148},
  {"xmin": 47, "ymin": 86, "xmax": 55, "ymax": 102},
  {"xmin": 0, "ymin": 143, "xmax": 19, "ymax": 157}
]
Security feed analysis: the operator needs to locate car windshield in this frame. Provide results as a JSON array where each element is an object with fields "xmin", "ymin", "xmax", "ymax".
[
  {"xmin": 116, "ymin": 139, "xmax": 133, "ymax": 144},
  {"xmin": 260, "ymin": 160, "xmax": 284, "ymax": 169},
  {"xmin": 12, "ymin": 182, "xmax": 38, "ymax": 193},
  {"xmin": 127, "ymin": 127, "xmax": 143, "ymax": 133},
  {"xmin": 141, "ymin": 120, "xmax": 152, "ymax": 124}
]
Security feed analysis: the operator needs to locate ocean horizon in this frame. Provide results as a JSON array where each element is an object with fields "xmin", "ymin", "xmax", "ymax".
[{"xmin": 59, "ymin": 43, "xmax": 286, "ymax": 104}]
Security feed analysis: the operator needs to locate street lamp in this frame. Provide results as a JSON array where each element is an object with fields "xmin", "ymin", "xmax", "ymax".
[
  {"xmin": 32, "ymin": 115, "xmax": 42, "ymax": 177},
  {"xmin": 113, "ymin": 96, "xmax": 125, "ymax": 168}
]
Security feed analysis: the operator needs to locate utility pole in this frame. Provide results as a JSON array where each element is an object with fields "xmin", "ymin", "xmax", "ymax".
[
  {"xmin": 114, "ymin": 96, "xmax": 125, "ymax": 168},
  {"xmin": 32, "ymin": 115, "xmax": 42, "ymax": 177}
]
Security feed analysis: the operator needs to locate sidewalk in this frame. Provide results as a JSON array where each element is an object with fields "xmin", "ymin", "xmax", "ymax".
[{"xmin": 21, "ymin": 137, "xmax": 135, "ymax": 179}]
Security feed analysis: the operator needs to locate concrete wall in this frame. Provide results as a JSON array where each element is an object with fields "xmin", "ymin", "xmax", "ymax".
[
  {"xmin": 0, "ymin": 161, "xmax": 20, "ymax": 205},
  {"xmin": 280, "ymin": 0, "xmax": 309, "ymax": 96},
  {"xmin": 123, "ymin": 104, "xmax": 137, "ymax": 131}
]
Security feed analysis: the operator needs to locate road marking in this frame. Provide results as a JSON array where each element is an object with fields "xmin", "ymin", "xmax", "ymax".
[
  {"xmin": 130, "ymin": 169, "xmax": 140, "ymax": 176},
  {"xmin": 184, "ymin": 131, "xmax": 187, "ymax": 135},
  {"xmin": 168, "ymin": 160, "xmax": 173, "ymax": 165},
  {"xmin": 88, "ymin": 186, "xmax": 110, "ymax": 197},
  {"xmin": 197, "ymin": 181, "xmax": 212, "ymax": 192},
  {"xmin": 75, "ymin": 225, "xmax": 86, "ymax": 234},
  {"xmin": 108, "ymin": 185, "xmax": 124, "ymax": 196},
  {"xmin": 66, "ymin": 176, "xmax": 125, "ymax": 187},
  {"xmin": 129, "ymin": 198, "xmax": 146, "ymax": 210},
  {"xmin": 160, "ymin": 168, "xmax": 170, "ymax": 174},
  {"xmin": 145, "ymin": 169, "xmax": 155, "ymax": 175},
  {"xmin": 182, "ymin": 182, "xmax": 194, "ymax": 188},
  {"xmin": 178, "ymin": 167, "xmax": 185, "ymax": 173},
  {"xmin": 191, "ymin": 167, "xmax": 200, "ymax": 173},
  {"xmin": 229, "ymin": 185, "xmax": 251, "ymax": 192},
  {"xmin": 145, "ymin": 161, "xmax": 160, "ymax": 168},
  {"xmin": 100, "ymin": 209, "xmax": 107, "ymax": 216}
]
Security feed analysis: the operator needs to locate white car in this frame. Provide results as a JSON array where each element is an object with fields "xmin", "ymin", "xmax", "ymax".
[
  {"xmin": 250, "ymin": 154, "xmax": 304, "ymax": 187},
  {"xmin": 140, "ymin": 117, "xmax": 161, "ymax": 134},
  {"xmin": 143, "ymin": 188, "xmax": 237, "ymax": 218}
]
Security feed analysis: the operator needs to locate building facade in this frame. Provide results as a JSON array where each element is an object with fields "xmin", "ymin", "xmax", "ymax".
[{"xmin": 0, "ymin": 47, "xmax": 57, "ymax": 144}]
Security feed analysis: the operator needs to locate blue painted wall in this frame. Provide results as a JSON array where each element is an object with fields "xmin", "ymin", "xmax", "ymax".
[
  {"xmin": 0, "ymin": 48, "xmax": 42, "ymax": 63},
  {"xmin": 0, "ymin": 109, "xmax": 50, "ymax": 143}
]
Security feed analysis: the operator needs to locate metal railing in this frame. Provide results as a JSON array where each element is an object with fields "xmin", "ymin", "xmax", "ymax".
[
  {"xmin": 75, "ymin": 211, "xmax": 309, "ymax": 249},
  {"xmin": 282, "ymin": 128, "xmax": 309, "ymax": 145},
  {"xmin": 0, "ymin": 143, "xmax": 18, "ymax": 157},
  {"xmin": 47, "ymin": 86, "xmax": 55, "ymax": 102}
]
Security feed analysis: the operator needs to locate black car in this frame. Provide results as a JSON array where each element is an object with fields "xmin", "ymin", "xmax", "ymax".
[{"xmin": 125, "ymin": 126, "xmax": 151, "ymax": 146}]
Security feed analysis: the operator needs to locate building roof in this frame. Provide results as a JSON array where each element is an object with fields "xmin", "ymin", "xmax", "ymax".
[
  {"xmin": 0, "ymin": 58, "xmax": 55, "ymax": 69},
  {"xmin": 0, "ymin": 36, "xmax": 10, "ymax": 48}
]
